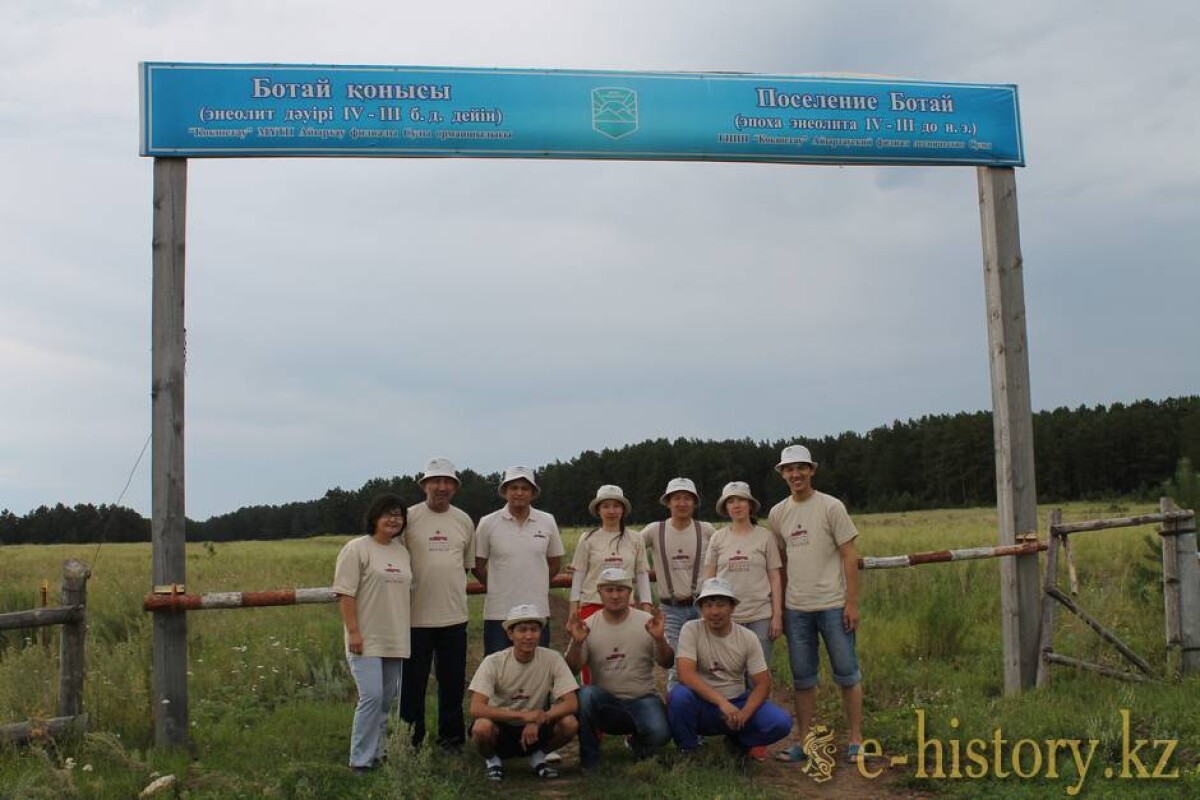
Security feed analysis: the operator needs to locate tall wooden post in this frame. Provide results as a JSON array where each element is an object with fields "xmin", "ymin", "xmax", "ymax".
[
  {"xmin": 151, "ymin": 157, "xmax": 189, "ymax": 747},
  {"xmin": 56, "ymin": 559, "xmax": 90, "ymax": 718},
  {"xmin": 978, "ymin": 166, "xmax": 1040, "ymax": 693}
]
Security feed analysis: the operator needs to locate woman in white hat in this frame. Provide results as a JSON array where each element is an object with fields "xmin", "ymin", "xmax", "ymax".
[
  {"xmin": 568, "ymin": 485, "xmax": 653, "ymax": 625},
  {"xmin": 704, "ymin": 482, "xmax": 784, "ymax": 679}
]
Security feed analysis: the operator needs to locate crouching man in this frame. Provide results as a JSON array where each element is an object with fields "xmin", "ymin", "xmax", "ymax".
[
  {"xmin": 564, "ymin": 568, "xmax": 674, "ymax": 771},
  {"xmin": 667, "ymin": 577, "xmax": 792, "ymax": 757},
  {"xmin": 468, "ymin": 604, "xmax": 579, "ymax": 781}
]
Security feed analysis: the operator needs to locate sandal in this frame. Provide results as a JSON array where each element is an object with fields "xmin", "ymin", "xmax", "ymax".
[
  {"xmin": 774, "ymin": 743, "xmax": 809, "ymax": 763},
  {"xmin": 533, "ymin": 762, "xmax": 559, "ymax": 779},
  {"xmin": 485, "ymin": 764, "xmax": 503, "ymax": 782}
]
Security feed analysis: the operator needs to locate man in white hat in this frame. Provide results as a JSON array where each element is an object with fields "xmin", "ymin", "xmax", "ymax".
[
  {"xmin": 475, "ymin": 466, "xmax": 566, "ymax": 655},
  {"xmin": 564, "ymin": 568, "xmax": 673, "ymax": 771},
  {"xmin": 468, "ymin": 605, "xmax": 579, "ymax": 781},
  {"xmin": 666, "ymin": 577, "xmax": 791, "ymax": 756},
  {"xmin": 400, "ymin": 457, "xmax": 477, "ymax": 749},
  {"xmin": 639, "ymin": 477, "xmax": 715, "ymax": 690},
  {"xmin": 767, "ymin": 444, "xmax": 864, "ymax": 764}
]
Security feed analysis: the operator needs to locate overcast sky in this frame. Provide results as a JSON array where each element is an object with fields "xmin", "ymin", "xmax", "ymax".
[{"xmin": 2, "ymin": 1, "xmax": 1197, "ymax": 520}]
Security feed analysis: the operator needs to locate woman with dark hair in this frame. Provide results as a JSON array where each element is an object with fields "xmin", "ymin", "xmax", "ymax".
[{"xmin": 332, "ymin": 494, "xmax": 413, "ymax": 771}]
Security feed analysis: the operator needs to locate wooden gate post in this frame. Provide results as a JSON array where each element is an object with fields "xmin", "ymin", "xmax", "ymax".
[
  {"xmin": 978, "ymin": 166, "xmax": 1040, "ymax": 693},
  {"xmin": 1162, "ymin": 497, "xmax": 1200, "ymax": 675},
  {"xmin": 56, "ymin": 559, "xmax": 90, "ymax": 718},
  {"xmin": 151, "ymin": 156, "xmax": 190, "ymax": 747}
]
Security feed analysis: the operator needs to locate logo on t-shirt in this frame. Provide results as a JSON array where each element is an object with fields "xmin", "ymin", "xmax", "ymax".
[
  {"xmin": 709, "ymin": 659, "xmax": 729, "ymax": 678},
  {"xmin": 603, "ymin": 555, "xmax": 625, "ymax": 569},
  {"xmin": 510, "ymin": 690, "xmax": 532, "ymax": 703},
  {"xmin": 602, "ymin": 647, "xmax": 628, "ymax": 672},
  {"xmin": 428, "ymin": 530, "xmax": 451, "ymax": 551},
  {"xmin": 728, "ymin": 551, "xmax": 751, "ymax": 572},
  {"xmin": 789, "ymin": 528, "xmax": 810, "ymax": 547}
]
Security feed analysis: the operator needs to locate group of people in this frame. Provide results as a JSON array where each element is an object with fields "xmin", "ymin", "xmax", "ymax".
[{"xmin": 331, "ymin": 445, "xmax": 865, "ymax": 779}]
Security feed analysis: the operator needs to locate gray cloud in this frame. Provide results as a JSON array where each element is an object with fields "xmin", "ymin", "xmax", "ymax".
[{"xmin": 1, "ymin": 1, "xmax": 1196, "ymax": 518}]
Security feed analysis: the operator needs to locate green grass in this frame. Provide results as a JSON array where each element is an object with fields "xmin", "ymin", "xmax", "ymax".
[{"xmin": 1, "ymin": 501, "xmax": 1198, "ymax": 798}]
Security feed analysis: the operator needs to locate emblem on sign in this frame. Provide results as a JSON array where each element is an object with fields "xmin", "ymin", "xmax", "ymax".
[{"xmin": 591, "ymin": 87, "xmax": 638, "ymax": 139}]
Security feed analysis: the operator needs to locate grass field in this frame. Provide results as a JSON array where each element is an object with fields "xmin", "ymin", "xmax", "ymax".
[{"xmin": 1, "ymin": 500, "xmax": 1197, "ymax": 798}]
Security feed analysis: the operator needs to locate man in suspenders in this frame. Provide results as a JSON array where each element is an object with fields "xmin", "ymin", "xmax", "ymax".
[{"xmin": 640, "ymin": 477, "xmax": 715, "ymax": 691}]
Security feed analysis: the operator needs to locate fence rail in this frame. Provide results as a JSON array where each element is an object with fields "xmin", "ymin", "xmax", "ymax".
[{"xmin": 142, "ymin": 540, "xmax": 1052, "ymax": 612}]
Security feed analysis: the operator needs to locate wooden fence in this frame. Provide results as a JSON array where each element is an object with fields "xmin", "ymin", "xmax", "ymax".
[
  {"xmin": 1037, "ymin": 498, "xmax": 1199, "ymax": 685},
  {"xmin": 0, "ymin": 559, "xmax": 91, "ymax": 744}
]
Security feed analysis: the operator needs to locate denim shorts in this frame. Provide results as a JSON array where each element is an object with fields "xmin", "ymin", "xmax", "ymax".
[{"xmin": 783, "ymin": 607, "xmax": 862, "ymax": 689}]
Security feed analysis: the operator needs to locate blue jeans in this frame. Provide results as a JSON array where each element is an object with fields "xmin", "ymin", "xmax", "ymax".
[
  {"xmin": 738, "ymin": 618, "xmax": 775, "ymax": 671},
  {"xmin": 666, "ymin": 686, "xmax": 792, "ymax": 752},
  {"xmin": 577, "ymin": 686, "xmax": 670, "ymax": 768},
  {"xmin": 738, "ymin": 618, "xmax": 775, "ymax": 692},
  {"xmin": 400, "ymin": 622, "xmax": 467, "ymax": 747},
  {"xmin": 661, "ymin": 603, "xmax": 699, "ymax": 690},
  {"xmin": 483, "ymin": 618, "xmax": 550, "ymax": 655},
  {"xmin": 783, "ymin": 607, "xmax": 862, "ymax": 689},
  {"xmin": 346, "ymin": 655, "xmax": 404, "ymax": 768}
]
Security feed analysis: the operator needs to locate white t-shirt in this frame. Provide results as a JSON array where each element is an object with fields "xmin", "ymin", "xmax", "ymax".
[
  {"xmin": 676, "ymin": 619, "xmax": 767, "ymax": 700},
  {"xmin": 703, "ymin": 525, "xmax": 782, "ymax": 623},
  {"xmin": 580, "ymin": 608, "xmax": 659, "ymax": 700},
  {"xmin": 476, "ymin": 506, "xmax": 565, "ymax": 620},
  {"xmin": 570, "ymin": 528, "xmax": 650, "ymax": 604},
  {"xmin": 768, "ymin": 491, "xmax": 859, "ymax": 612},
  {"xmin": 332, "ymin": 535, "xmax": 412, "ymax": 658},
  {"xmin": 405, "ymin": 502, "xmax": 475, "ymax": 627},
  {"xmin": 640, "ymin": 519, "xmax": 716, "ymax": 601},
  {"xmin": 468, "ymin": 647, "xmax": 578, "ymax": 724}
]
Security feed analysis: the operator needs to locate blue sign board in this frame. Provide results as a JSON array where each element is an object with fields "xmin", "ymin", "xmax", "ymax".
[{"xmin": 140, "ymin": 63, "xmax": 1023, "ymax": 167}]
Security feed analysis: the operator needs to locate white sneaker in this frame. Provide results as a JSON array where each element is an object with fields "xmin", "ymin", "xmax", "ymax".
[{"xmin": 544, "ymin": 750, "xmax": 562, "ymax": 763}]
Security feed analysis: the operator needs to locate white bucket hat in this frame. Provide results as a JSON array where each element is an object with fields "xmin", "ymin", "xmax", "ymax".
[
  {"xmin": 596, "ymin": 567, "xmax": 633, "ymax": 589},
  {"xmin": 588, "ymin": 484, "xmax": 631, "ymax": 516},
  {"xmin": 420, "ymin": 457, "xmax": 460, "ymax": 484},
  {"xmin": 498, "ymin": 465, "xmax": 540, "ymax": 498},
  {"xmin": 776, "ymin": 444, "xmax": 818, "ymax": 471},
  {"xmin": 502, "ymin": 603, "xmax": 546, "ymax": 631},
  {"xmin": 694, "ymin": 577, "xmax": 739, "ymax": 607},
  {"xmin": 659, "ymin": 477, "xmax": 700, "ymax": 507},
  {"xmin": 715, "ymin": 481, "xmax": 760, "ymax": 517}
]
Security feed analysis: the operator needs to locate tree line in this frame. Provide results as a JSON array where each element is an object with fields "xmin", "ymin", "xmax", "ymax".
[{"xmin": 3, "ymin": 396, "xmax": 1197, "ymax": 545}]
